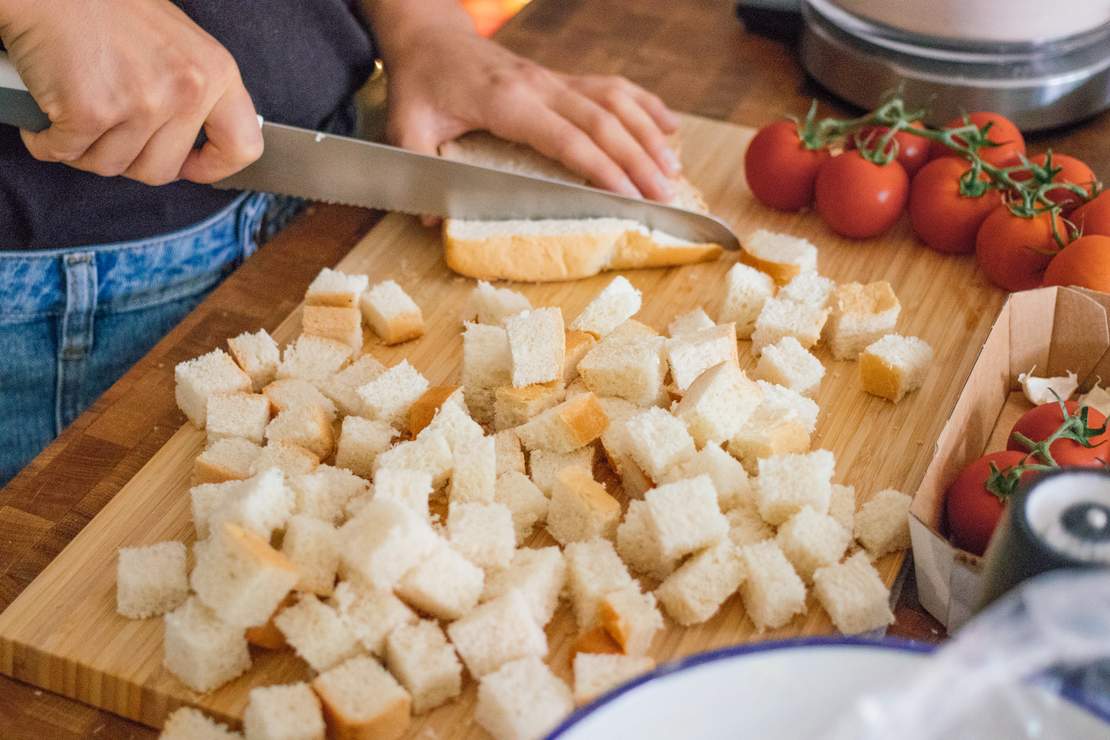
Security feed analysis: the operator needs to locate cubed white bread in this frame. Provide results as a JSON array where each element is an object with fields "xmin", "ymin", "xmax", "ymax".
[
  {"xmin": 229, "ymin": 329, "xmax": 281, "ymax": 392},
  {"xmin": 116, "ymin": 541, "xmax": 188, "ymax": 619},
  {"xmin": 739, "ymin": 229, "xmax": 819, "ymax": 286},
  {"xmin": 243, "ymin": 682, "xmax": 325, "ymax": 740},
  {"xmin": 505, "ymin": 307, "xmax": 566, "ymax": 387},
  {"xmin": 855, "ymin": 488, "xmax": 912, "ymax": 557},
  {"xmin": 290, "ymin": 465, "xmax": 369, "ymax": 526},
  {"xmin": 528, "ymin": 446, "xmax": 594, "ymax": 496},
  {"xmin": 493, "ymin": 381, "xmax": 565, "ymax": 431},
  {"xmin": 320, "ymin": 355, "xmax": 387, "ymax": 417},
  {"xmin": 668, "ymin": 307, "xmax": 714, "ymax": 337},
  {"xmin": 250, "ymin": 442, "xmax": 320, "ymax": 477},
  {"xmin": 738, "ymin": 540, "xmax": 807, "ymax": 631},
  {"xmin": 175, "ymin": 349, "xmax": 253, "ymax": 428},
  {"xmin": 475, "ymin": 656, "xmax": 574, "ymax": 740},
  {"xmin": 495, "ymin": 471, "xmax": 549, "ymax": 543},
  {"xmin": 462, "ymin": 322, "xmax": 512, "ymax": 423},
  {"xmin": 207, "ymin": 468, "xmax": 295, "ymax": 542},
  {"xmin": 673, "ymin": 362, "xmax": 762, "ymax": 448},
  {"xmin": 282, "ymin": 515, "xmax": 340, "ymax": 596},
  {"xmin": 312, "ymin": 656, "xmax": 411, "ymax": 740},
  {"xmin": 755, "ymin": 449, "xmax": 836, "ymax": 525},
  {"xmin": 360, "ymin": 279, "xmax": 425, "ymax": 345},
  {"xmin": 305, "ymin": 267, "xmax": 368, "ymax": 308},
  {"xmin": 465, "ymin": 280, "xmax": 532, "ymax": 326},
  {"xmin": 244, "ymin": 593, "xmax": 297, "ymax": 651},
  {"xmin": 755, "ymin": 380, "xmax": 820, "ymax": 434},
  {"xmin": 333, "ymin": 581, "xmax": 418, "ymax": 655},
  {"xmin": 423, "ymin": 390, "xmax": 485, "ymax": 452},
  {"xmin": 374, "ymin": 428, "xmax": 453, "ymax": 488},
  {"xmin": 643, "ymin": 475, "xmax": 729, "ymax": 561},
  {"xmin": 374, "ymin": 468, "xmax": 434, "ymax": 520},
  {"xmin": 719, "ymin": 262, "xmax": 775, "ymax": 339},
  {"xmin": 447, "ymin": 590, "xmax": 548, "ymax": 678},
  {"xmin": 813, "ymin": 551, "xmax": 895, "ymax": 634},
  {"xmin": 573, "ymin": 653, "xmax": 655, "ymax": 705},
  {"xmin": 624, "ymin": 407, "xmax": 696, "ymax": 480},
  {"xmin": 194, "ymin": 437, "xmax": 262, "ymax": 484},
  {"xmin": 385, "ymin": 620, "xmax": 463, "ymax": 714},
  {"xmin": 276, "ymin": 335, "xmax": 353, "ymax": 382},
  {"xmin": 753, "ymin": 336, "xmax": 826, "ymax": 397},
  {"xmin": 163, "ymin": 597, "xmax": 251, "ymax": 693},
  {"xmin": 826, "ymin": 281, "xmax": 901, "ymax": 360},
  {"xmin": 563, "ymin": 330, "xmax": 597, "ymax": 383},
  {"xmin": 265, "ymin": 405, "xmax": 334, "ymax": 460},
  {"xmin": 570, "ymin": 275, "xmax": 642, "ymax": 337},
  {"xmin": 563, "ymin": 538, "xmax": 635, "ymax": 629},
  {"xmin": 338, "ymin": 499, "xmax": 439, "ymax": 589},
  {"xmin": 577, "ymin": 320, "xmax": 666, "ymax": 407},
  {"xmin": 777, "ymin": 270, "xmax": 836, "ymax": 311},
  {"xmin": 597, "ymin": 401, "xmax": 655, "ymax": 499},
  {"xmin": 659, "ymin": 444, "xmax": 752, "ymax": 511},
  {"xmin": 449, "ymin": 435, "xmax": 497, "ymax": 504},
  {"xmin": 829, "ymin": 484, "xmax": 857, "ymax": 533},
  {"xmin": 597, "ymin": 586, "xmax": 663, "ymax": 656},
  {"xmin": 655, "ymin": 540, "xmax": 745, "ymax": 625},
  {"xmin": 516, "ymin": 392, "xmax": 608, "ymax": 453},
  {"xmin": 494, "ymin": 429, "xmax": 526, "ymax": 477},
  {"xmin": 616, "ymin": 500, "xmax": 677, "ymax": 582},
  {"xmin": 859, "ymin": 334, "xmax": 933, "ymax": 403},
  {"xmin": 190, "ymin": 480, "xmax": 242, "ymax": 540},
  {"xmin": 334, "ymin": 416, "xmax": 397, "ymax": 479},
  {"xmin": 357, "ymin": 360, "xmax": 430, "ymax": 425},
  {"xmin": 777, "ymin": 507, "xmax": 851, "ymax": 584},
  {"xmin": 727, "ymin": 411, "xmax": 811, "ymax": 476},
  {"xmin": 751, "ymin": 297, "xmax": 829, "ymax": 355},
  {"xmin": 405, "ymin": 385, "xmax": 459, "ymax": 437},
  {"xmin": 263, "ymin": 378, "xmax": 338, "ymax": 422},
  {"xmin": 482, "ymin": 546, "xmax": 566, "ymax": 627},
  {"xmin": 161, "ymin": 707, "xmax": 242, "ymax": 740},
  {"xmin": 303, "ymin": 304, "xmax": 363, "ymax": 351},
  {"xmin": 396, "ymin": 540, "xmax": 484, "ymax": 620},
  {"xmin": 726, "ymin": 498, "xmax": 776, "ymax": 546},
  {"xmin": 275, "ymin": 594, "xmax": 362, "ymax": 672},
  {"xmin": 447, "ymin": 502, "xmax": 516, "ymax": 571},
  {"xmin": 665, "ymin": 323, "xmax": 739, "ymax": 393},
  {"xmin": 547, "ymin": 467, "xmax": 622, "ymax": 546}
]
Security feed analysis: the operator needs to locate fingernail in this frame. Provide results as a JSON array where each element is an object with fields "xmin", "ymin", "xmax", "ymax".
[
  {"xmin": 662, "ymin": 147, "xmax": 682, "ymax": 176},
  {"xmin": 654, "ymin": 173, "xmax": 675, "ymax": 202},
  {"xmin": 616, "ymin": 177, "xmax": 642, "ymax": 199}
]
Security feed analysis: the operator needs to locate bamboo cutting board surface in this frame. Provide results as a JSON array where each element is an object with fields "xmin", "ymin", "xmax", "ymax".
[{"xmin": 0, "ymin": 115, "xmax": 1004, "ymax": 733}]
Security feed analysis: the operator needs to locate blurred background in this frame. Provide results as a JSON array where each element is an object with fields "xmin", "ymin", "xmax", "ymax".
[{"xmin": 463, "ymin": 0, "xmax": 532, "ymax": 36}]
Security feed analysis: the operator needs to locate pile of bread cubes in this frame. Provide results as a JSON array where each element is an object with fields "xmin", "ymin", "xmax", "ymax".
[{"xmin": 121, "ymin": 229, "xmax": 932, "ymax": 740}]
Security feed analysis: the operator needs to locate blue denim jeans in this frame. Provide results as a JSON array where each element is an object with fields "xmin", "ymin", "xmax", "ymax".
[{"xmin": 0, "ymin": 191, "xmax": 303, "ymax": 485}]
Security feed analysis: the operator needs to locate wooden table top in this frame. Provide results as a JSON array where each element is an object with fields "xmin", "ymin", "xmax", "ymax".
[{"xmin": 0, "ymin": 1, "xmax": 1104, "ymax": 736}]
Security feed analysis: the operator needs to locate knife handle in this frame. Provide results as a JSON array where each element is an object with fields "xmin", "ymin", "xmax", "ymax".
[{"xmin": 0, "ymin": 52, "xmax": 50, "ymax": 132}]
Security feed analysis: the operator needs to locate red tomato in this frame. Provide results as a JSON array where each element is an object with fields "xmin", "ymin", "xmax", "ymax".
[
  {"xmin": 945, "ymin": 450, "xmax": 1035, "ymax": 556},
  {"xmin": 744, "ymin": 120, "xmax": 831, "ymax": 211},
  {"xmin": 1072, "ymin": 191, "xmax": 1110, "ymax": 238},
  {"xmin": 814, "ymin": 151, "xmax": 909, "ymax": 238},
  {"xmin": 908, "ymin": 158, "xmax": 1001, "ymax": 254},
  {"xmin": 930, "ymin": 112, "xmax": 1026, "ymax": 167},
  {"xmin": 1044, "ymin": 235, "xmax": 1110, "ymax": 292},
  {"xmin": 1012, "ymin": 153, "xmax": 1097, "ymax": 211},
  {"xmin": 975, "ymin": 206, "xmax": 1065, "ymax": 291},
  {"xmin": 1008, "ymin": 400, "xmax": 1109, "ymax": 467},
  {"xmin": 846, "ymin": 121, "xmax": 930, "ymax": 177}
]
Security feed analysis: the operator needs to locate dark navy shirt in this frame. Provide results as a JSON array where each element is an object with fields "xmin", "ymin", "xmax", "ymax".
[{"xmin": 0, "ymin": 1, "xmax": 376, "ymax": 250}]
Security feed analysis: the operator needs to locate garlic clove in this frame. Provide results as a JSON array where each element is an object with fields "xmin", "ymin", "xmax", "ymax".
[
  {"xmin": 1078, "ymin": 384, "xmax": 1110, "ymax": 417},
  {"xmin": 1018, "ymin": 366, "xmax": 1079, "ymax": 406}
]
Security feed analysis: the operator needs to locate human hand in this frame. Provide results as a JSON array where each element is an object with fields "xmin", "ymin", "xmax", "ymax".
[{"xmin": 0, "ymin": 0, "xmax": 262, "ymax": 185}]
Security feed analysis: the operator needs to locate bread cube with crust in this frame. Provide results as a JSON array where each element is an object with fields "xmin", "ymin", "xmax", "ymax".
[
  {"xmin": 855, "ymin": 488, "xmax": 912, "ymax": 557},
  {"xmin": 465, "ymin": 280, "xmax": 531, "ymax": 326},
  {"xmin": 282, "ymin": 514, "xmax": 340, "ymax": 596},
  {"xmin": 665, "ymin": 323, "xmax": 739, "ymax": 393},
  {"xmin": 506, "ymin": 307, "xmax": 566, "ymax": 387},
  {"xmin": 495, "ymin": 471, "xmax": 549, "ymax": 542},
  {"xmin": 563, "ymin": 329, "xmax": 597, "ymax": 383},
  {"xmin": 243, "ymin": 682, "xmax": 325, "ymax": 740},
  {"xmin": 570, "ymin": 275, "xmax": 642, "ymax": 337},
  {"xmin": 385, "ymin": 620, "xmax": 463, "ymax": 714},
  {"xmin": 462, "ymin": 321, "xmax": 511, "ymax": 423},
  {"xmin": 673, "ymin": 362, "xmax": 762, "ymax": 448},
  {"xmin": 163, "ymin": 597, "xmax": 251, "ymax": 693},
  {"xmin": 334, "ymin": 416, "xmax": 397, "ymax": 479},
  {"xmin": 320, "ymin": 355, "xmax": 387, "ymax": 417},
  {"xmin": 194, "ymin": 437, "xmax": 261, "ymax": 485},
  {"xmin": 374, "ymin": 468, "xmax": 434, "ymax": 520},
  {"xmin": 338, "ymin": 499, "xmax": 439, "ymax": 589},
  {"xmin": 598, "ymin": 586, "xmax": 663, "ymax": 656},
  {"xmin": 859, "ymin": 334, "xmax": 933, "ymax": 403},
  {"xmin": 228, "ymin": 329, "xmax": 280, "ymax": 391},
  {"xmin": 778, "ymin": 271, "xmax": 836, "ymax": 310},
  {"xmin": 275, "ymin": 594, "xmax": 361, "ymax": 672},
  {"xmin": 476, "ymin": 657, "xmax": 573, "ymax": 740},
  {"xmin": 755, "ymin": 449, "xmax": 836, "ymax": 525},
  {"xmin": 719, "ymin": 262, "xmax": 775, "ymax": 339},
  {"xmin": 493, "ymin": 381, "xmax": 565, "ymax": 431},
  {"xmin": 303, "ymin": 304, "xmax": 363, "ymax": 350},
  {"xmin": 264, "ymin": 378, "xmax": 338, "ymax": 422},
  {"xmin": 332, "ymin": 581, "xmax": 417, "ymax": 655},
  {"xmin": 826, "ymin": 281, "xmax": 901, "ymax": 360},
  {"xmin": 494, "ymin": 429, "xmax": 526, "ymax": 477},
  {"xmin": 361, "ymin": 279, "xmax": 425, "ymax": 345},
  {"xmin": 547, "ymin": 467, "xmax": 622, "ymax": 545},
  {"xmin": 290, "ymin": 464, "xmax": 369, "ymax": 525},
  {"xmin": 447, "ymin": 590, "xmax": 548, "ymax": 678},
  {"xmin": 738, "ymin": 540, "xmax": 807, "ymax": 631},
  {"xmin": 668, "ymin": 307, "xmax": 714, "ymax": 337},
  {"xmin": 573, "ymin": 653, "xmax": 654, "ymax": 706},
  {"xmin": 357, "ymin": 360, "xmax": 429, "ymax": 425},
  {"xmin": 564, "ymin": 538, "xmax": 635, "ymax": 629},
  {"xmin": 265, "ymin": 405, "xmax": 334, "ymax": 460},
  {"xmin": 374, "ymin": 429, "xmax": 454, "ymax": 487},
  {"xmin": 728, "ymin": 412, "xmax": 810, "ymax": 476},
  {"xmin": 659, "ymin": 443, "xmax": 752, "ymax": 511},
  {"xmin": 528, "ymin": 446, "xmax": 594, "ymax": 496},
  {"xmin": 751, "ymin": 297, "xmax": 829, "ymax": 355},
  {"xmin": 206, "ymin": 468, "xmax": 294, "ymax": 542},
  {"xmin": 754, "ymin": 336, "xmax": 825, "ymax": 397},
  {"xmin": 447, "ymin": 502, "xmax": 516, "ymax": 571},
  {"xmin": 449, "ymin": 435, "xmax": 497, "ymax": 504},
  {"xmin": 616, "ymin": 500, "xmax": 677, "ymax": 582},
  {"xmin": 305, "ymin": 267, "xmax": 368, "ymax": 308},
  {"xmin": 755, "ymin": 380, "xmax": 820, "ymax": 433},
  {"xmin": 175, "ymin": 349, "xmax": 253, "ymax": 428},
  {"xmin": 396, "ymin": 541, "xmax": 485, "ymax": 620},
  {"xmin": 739, "ymin": 229, "xmax": 818, "ymax": 286},
  {"xmin": 423, "ymin": 390, "xmax": 485, "ymax": 452},
  {"xmin": 777, "ymin": 507, "xmax": 851, "ymax": 583},
  {"xmin": 249, "ymin": 442, "xmax": 319, "ymax": 477},
  {"xmin": 813, "ymin": 551, "xmax": 895, "ymax": 634},
  {"xmin": 276, "ymin": 335, "xmax": 353, "ymax": 382},
  {"xmin": 577, "ymin": 320, "xmax": 666, "ymax": 407},
  {"xmin": 624, "ymin": 407, "xmax": 696, "ymax": 480},
  {"xmin": 161, "ymin": 707, "xmax": 241, "ymax": 740},
  {"xmin": 482, "ymin": 546, "xmax": 566, "ymax": 627},
  {"xmin": 408, "ymin": 385, "xmax": 462, "ymax": 436},
  {"xmin": 516, "ymin": 392, "xmax": 608, "ymax": 453},
  {"xmin": 116, "ymin": 541, "xmax": 189, "ymax": 619},
  {"xmin": 312, "ymin": 656, "xmax": 411, "ymax": 740},
  {"xmin": 829, "ymin": 483, "xmax": 857, "ymax": 533},
  {"xmin": 655, "ymin": 539, "xmax": 745, "ymax": 625},
  {"xmin": 643, "ymin": 475, "xmax": 729, "ymax": 561}
]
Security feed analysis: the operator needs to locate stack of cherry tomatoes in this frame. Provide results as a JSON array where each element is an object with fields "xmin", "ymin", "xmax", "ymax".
[{"xmin": 744, "ymin": 104, "xmax": 1110, "ymax": 294}]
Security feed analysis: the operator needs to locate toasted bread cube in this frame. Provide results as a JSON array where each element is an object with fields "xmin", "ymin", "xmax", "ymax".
[
  {"xmin": 333, "ymin": 581, "xmax": 418, "ymax": 655},
  {"xmin": 476, "ymin": 657, "xmax": 573, "ymax": 740},
  {"xmin": 655, "ymin": 540, "xmax": 745, "ymax": 625},
  {"xmin": 506, "ymin": 307, "xmax": 566, "ymax": 387},
  {"xmin": 385, "ymin": 620, "xmax": 463, "ymax": 714},
  {"xmin": 320, "ymin": 355, "xmax": 387, "ymax": 417},
  {"xmin": 207, "ymin": 468, "xmax": 294, "ymax": 542},
  {"xmin": 577, "ymin": 320, "xmax": 666, "ymax": 406},
  {"xmin": 447, "ymin": 502, "xmax": 516, "ymax": 571},
  {"xmin": 374, "ymin": 429, "xmax": 453, "ymax": 488},
  {"xmin": 447, "ymin": 591, "xmax": 548, "ymax": 678},
  {"xmin": 739, "ymin": 229, "xmax": 818, "ymax": 286},
  {"xmin": 753, "ymin": 336, "xmax": 826, "ymax": 397},
  {"xmin": 596, "ymin": 398, "xmax": 653, "ymax": 495},
  {"xmin": 855, "ymin": 488, "xmax": 912, "ymax": 557},
  {"xmin": 228, "ymin": 329, "xmax": 280, "ymax": 391},
  {"xmin": 659, "ymin": 443, "xmax": 752, "ymax": 511},
  {"xmin": 826, "ymin": 281, "xmax": 901, "ymax": 360},
  {"xmin": 616, "ymin": 500, "xmax": 677, "ymax": 582},
  {"xmin": 719, "ymin": 262, "xmax": 775, "ymax": 339},
  {"xmin": 778, "ymin": 271, "xmax": 836, "ymax": 310},
  {"xmin": 756, "ymin": 380, "xmax": 820, "ymax": 433},
  {"xmin": 777, "ymin": 507, "xmax": 851, "ymax": 584},
  {"xmin": 570, "ymin": 275, "xmax": 642, "ymax": 337},
  {"xmin": 516, "ymin": 392, "xmax": 608, "ymax": 453},
  {"xmin": 673, "ymin": 363, "xmax": 762, "ymax": 448},
  {"xmin": 306, "ymin": 267, "xmax": 368, "ymax": 308},
  {"xmin": 493, "ymin": 381, "xmax": 566, "ymax": 431},
  {"xmin": 275, "ymin": 594, "xmax": 361, "ymax": 672},
  {"xmin": 597, "ymin": 586, "xmax": 663, "ymax": 656},
  {"xmin": 813, "ymin": 551, "xmax": 895, "ymax": 634},
  {"xmin": 282, "ymin": 515, "xmax": 340, "ymax": 596},
  {"xmin": 374, "ymin": 468, "xmax": 434, "ymax": 520},
  {"xmin": 563, "ymin": 329, "xmax": 597, "ymax": 383},
  {"xmin": 755, "ymin": 449, "xmax": 835, "ymax": 525},
  {"xmin": 194, "ymin": 437, "xmax": 262, "ymax": 484},
  {"xmin": 361, "ymin": 280, "xmax": 425, "ymax": 345},
  {"xmin": 494, "ymin": 429, "xmax": 526, "ymax": 477},
  {"xmin": 668, "ymin": 307, "xmax": 715, "ymax": 337},
  {"xmin": 728, "ymin": 414, "xmax": 813, "ymax": 476},
  {"xmin": 547, "ymin": 467, "xmax": 622, "ymax": 546},
  {"xmin": 482, "ymin": 546, "xmax": 566, "ymax": 627},
  {"xmin": 573, "ymin": 653, "xmax": 654, "ymax": 706},
  {"xmin": 357, "ymin": 360, "xmax": 430, "ymax": 425},
  {"xmin": 408, "ymin": 385, "xmax": 462, "ymax": 436},
  {"xmin": 644, "ymin": 475, "xmax": 729, "ymax": 561},
  {"xmin": 829, "ymin": 484, "xmax": 857, "ymax": 533},
  {"xmin": 339, "ymin": 500, "xmax": 439, "ymax": 589},
  {"xmin": 312, "ymin": 656, "xmax": 411, "ymax": 740},
  {"xmin": 264, "ymin": 378, "xmax": 338, "ymax": 422},
  {"xmin": 528, "ymin": 446, "xmax": 594, "ymax": 496},
  {"xmin": 175, "ymin": 349, "xmax": 253, "ymax": 428},
  {"xmin": 462, "ymin": 322, "xmax": 512, "ymax": 423},
  {"xmin": 163, "ymin": 597, "xmax": 251, "ymax": 693},
  {"xmin": 243, "ymin": 682, "xmax": 325, "ymax": 740},
  {"xmin": 495, "ymin": 471, "xmax": 549, "ymax": 543},
  {"xmin": 161, "ymin": 707, "xmax": 241, "ymax": 740},
  {"xmin": 465, "ymin": 280, "xmax": 531, "ymax": 326},
  {"xmin": 116, "ymin": 541, "xmax": 188, "ymax": 619},
  {"xmin": 303, "ymin": 304, "xmax": 363, "ymax": 350},
  {"xmin": 859, "ymin": 334, "xmax": 933, "ymax": 403},
  {"xmin": 335, "ymin": 416, "xmax": 397, "ymax": 479},
  {"xmin": 751, "ymin": 297, "xmax": 829, "ymax": 355},
  {"xmin": 564, "ymin": 538, "xmax": 635, "ymax": 629},
  {"xmin": 265, "ymin": 405, "xmax": 334, "ymax": 460},
  {"xmin": 665, "ymin": 323, "xmax": 739, "ymax": 393},
  {"xmin": 726, "ymin": 498, "xmax": 776, "ymax": 546},
  {"xmin": 739, "ymin": 540, "xmax": 807, "ymax": 631},
  {"xmin": 449, "ymin": 435, "xmax": 497, "ymax": 504},
  {"xmin": 290, "ymin": 465, "xmax": 369, "ymax": 525},
  {"xmin": 423, "ymin": 390, "xmax": 485, "ymax": 452},
  {"xmin": 396, "ymin": 541, "xmax": 485, "ymax": 620},
  {"xmin": 624, "ymin": 407, "xmax": 696, "ymax": 480},
  {"xmin": 276, "ymin": 335, "xmax": 353, "ymax": 382},
  {"xmin": 250, "ymin": 442, "xmax": 320, "ymax": 477}
]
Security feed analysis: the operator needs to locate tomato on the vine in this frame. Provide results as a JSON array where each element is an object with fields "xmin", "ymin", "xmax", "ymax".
[
  {"xmin": 945, "ymin": 450, "xmax": 1035, "ymax": 556},
  {"xmin": 1008, "ymin": 400, "xmax": 1109, "ymax": 468},
  {"xmin": 908, "ymin": 158, "xmax": 1000, "ymax": 254},
  {"xmin": 814, "ymin": 151, "xmax": 908, "ymax": 238},
  {"xmin": 1043, "ymin": 234, "xmax": 1110, "ymax": 292},
  {"xmin": 931, "ymin": 112, "xmax": 1026, "ymax": 167},
  {"xmin": 1013, "ymin": 153, "xmax": 1097, "ymax": 211},
  {"xmin": 1072, "ymin": 191, "xmax": 1110, "ymax": 238},
  {"xmin": 744, "ymin": 120, "xmax": 831, "ymax": 211},
  {"xmin": 975, "ymin": 205, "xmax": 1065, "ymax": 290},
  {"xmin": 846, "ymin": 120, "xmax": 930, "ymax": 177}
]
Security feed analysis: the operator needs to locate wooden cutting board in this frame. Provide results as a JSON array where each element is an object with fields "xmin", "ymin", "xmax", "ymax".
[{"xmin": 0, "ymin": 115, "xmax": 1004, "ymax": 734}]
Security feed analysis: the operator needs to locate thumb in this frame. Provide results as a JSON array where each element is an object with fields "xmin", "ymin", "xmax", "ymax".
[{"xmin": 387, "ymin": 108, "xmax": 454, "ymax": 227}]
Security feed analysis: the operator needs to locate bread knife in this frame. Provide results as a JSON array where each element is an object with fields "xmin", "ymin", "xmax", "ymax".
[{"xmin": 0, "ymin": 53, "xmax": 739, "ymax": 250}]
